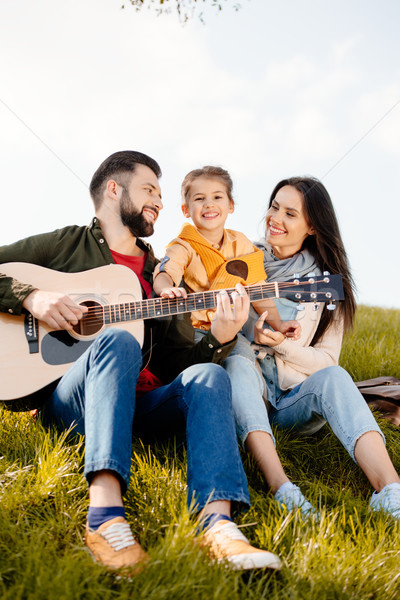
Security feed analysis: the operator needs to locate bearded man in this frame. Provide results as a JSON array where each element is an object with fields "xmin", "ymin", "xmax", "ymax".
[{"xmin": 0, "ymin": 151, "xmax": 281, "ymax": 575}]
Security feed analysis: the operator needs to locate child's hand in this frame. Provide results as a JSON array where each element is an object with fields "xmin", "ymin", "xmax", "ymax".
[
  {"xmin": 158, "ymin": 286, "xmax": 188, "ymax": 299},
  {"xmin": 276, "ymin": 319, "xmax": 301, "ymax": 340}
]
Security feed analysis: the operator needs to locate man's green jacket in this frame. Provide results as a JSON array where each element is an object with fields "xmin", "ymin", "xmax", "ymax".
[{"xmin": 0, "ymin": 218, "xmax": 236, "ymax": 385}]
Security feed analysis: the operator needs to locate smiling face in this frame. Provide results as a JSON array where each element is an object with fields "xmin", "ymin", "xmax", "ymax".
[
  {"xmin": 265, "ymin": 185, "xmax": 314, "ymax": 259},
  {"xmin": 119, "ymin": 163, "xmax": 162, "ymax": 237},
  {"xmin": 182, "ymin": 177, "xmax": 234, "ymax": 244}
]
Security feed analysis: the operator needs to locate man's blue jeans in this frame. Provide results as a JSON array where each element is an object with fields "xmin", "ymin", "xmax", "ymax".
[{"xmin": 41, "ymin": 328, "xmax": 250, "ymax": 511}]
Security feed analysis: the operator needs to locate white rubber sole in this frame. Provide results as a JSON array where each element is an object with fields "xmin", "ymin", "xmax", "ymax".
[{"xmin": 224, "ymin": 551, "xmax": 282, "ymax": 570}]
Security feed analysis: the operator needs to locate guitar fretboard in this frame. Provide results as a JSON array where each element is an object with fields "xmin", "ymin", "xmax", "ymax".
[
  {"xmin": 86, "ymin": 276, "xmax": 340, "ymax": 325},
  {"xmin": 99, "ymin": 283, "xmax": 276, "ymax": 324}
]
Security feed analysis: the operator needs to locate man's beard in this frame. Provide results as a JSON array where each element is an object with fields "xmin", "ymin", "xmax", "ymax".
[{"xmin": 120, "ymin": 190, "xmax": 156, "ymax": 238}]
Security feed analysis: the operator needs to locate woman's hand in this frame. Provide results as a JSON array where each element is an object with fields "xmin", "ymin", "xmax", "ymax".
[
  {"xmin": 254, "ymin": 310, "xmax": 285, "ymax": 347},
  {"xmin": 277, "ymin": 319, "xmax": 301, "ymax": 340}
]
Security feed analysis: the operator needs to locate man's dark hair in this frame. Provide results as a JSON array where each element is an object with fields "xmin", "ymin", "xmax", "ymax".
[{"xmin": 89, "ymin": 150, "xmax": 162, "ymax": 208}]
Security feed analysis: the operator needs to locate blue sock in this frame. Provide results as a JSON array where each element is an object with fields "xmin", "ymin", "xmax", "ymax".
[
  {"xmin": 197, "ymin": 512, "xmax": 233, "ymax": 533},
  {"xmin": 87, "ymin": 506, "xmax": 126, "ymax": 530}
]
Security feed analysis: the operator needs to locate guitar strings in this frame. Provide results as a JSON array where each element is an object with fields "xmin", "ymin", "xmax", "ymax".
[
  {"xmin": 79, "ymin": 282, "xmax": 330, "ymax": 322},
  {"xmin": 75, "ymin": 278, "xmax": 333, "ymax": 324}
]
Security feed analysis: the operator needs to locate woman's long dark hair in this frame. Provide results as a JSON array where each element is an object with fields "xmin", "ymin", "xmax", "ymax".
[{"xmin": 267, "ymin": 176, "xmax": 356, "ymax": 344}]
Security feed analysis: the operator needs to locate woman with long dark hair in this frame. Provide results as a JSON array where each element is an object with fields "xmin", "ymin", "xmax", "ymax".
[{"xmin": 223, "ymin": 176, "xmax": 400, "ymax": 518}]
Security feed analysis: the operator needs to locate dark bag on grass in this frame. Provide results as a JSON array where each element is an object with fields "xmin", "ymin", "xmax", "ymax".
[{"xmin": 355, "ymin": 376, "xmax": 400, "ymax": 426}]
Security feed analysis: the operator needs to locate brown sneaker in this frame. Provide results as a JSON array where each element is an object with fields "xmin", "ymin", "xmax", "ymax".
[
  {"xmin": 201, "ymin": 519, "xmax": 282, "ymax": 570},
  {"xmin": 85, "ymin": 517, "xmax": 149, "ymax": 574}
]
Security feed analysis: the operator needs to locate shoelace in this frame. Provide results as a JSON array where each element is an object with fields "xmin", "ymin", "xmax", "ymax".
[
  {"xmin": 209, "ymin": 521, "xmax": 249, "ymax": 544},
  {"xmin": 100, "ymin": 522, "xmax": 137, "ymax": 552}
]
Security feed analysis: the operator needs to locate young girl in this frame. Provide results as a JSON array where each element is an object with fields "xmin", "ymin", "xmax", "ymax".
[
  {"xmin": 153, "ymin": 166, "xmax": 298, "ymax": 337},
  {"xmin": 223, "ymin": 176, "xmax": 400, "ymax": 518}
]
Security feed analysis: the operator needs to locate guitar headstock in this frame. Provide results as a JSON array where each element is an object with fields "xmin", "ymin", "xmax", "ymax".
[{"xmin": 279, "ymin": 273, "xmax": 344, "ymax": 307}]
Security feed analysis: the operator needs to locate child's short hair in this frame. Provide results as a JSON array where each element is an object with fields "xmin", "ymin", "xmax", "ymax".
[{"xmin": 181, "ymin": 166, "xmax": 234, "ymax": 205}]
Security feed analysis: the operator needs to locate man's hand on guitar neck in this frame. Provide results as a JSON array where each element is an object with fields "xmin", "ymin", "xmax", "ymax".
[
  {"xmin": 22, "ymin": 289, "xmax": 88, "ymax": 331},
  {"xmin": 210, "ymin": 283, "xmax": 250, "ymax": 345}
]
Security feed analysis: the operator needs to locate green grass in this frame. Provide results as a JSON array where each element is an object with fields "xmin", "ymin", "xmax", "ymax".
[
  {"xmin": 340, "ymin": 305, "xmax": 400, "ymax": 380},
  {"xmin": 1, "ymin": 305, "xmax": 400, "ymax": 599}
]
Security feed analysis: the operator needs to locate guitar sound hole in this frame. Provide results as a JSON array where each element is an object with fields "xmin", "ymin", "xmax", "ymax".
[{"xmin": 72, "ymin": 300, "xmax": 104, "ymax": 336}]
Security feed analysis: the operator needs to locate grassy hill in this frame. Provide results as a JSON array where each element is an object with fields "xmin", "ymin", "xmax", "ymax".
[{"xmin": 1, "ymin": 305, "xmax": 399, "ymax": 599}]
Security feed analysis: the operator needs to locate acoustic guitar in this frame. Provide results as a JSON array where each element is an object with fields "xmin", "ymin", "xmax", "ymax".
[{"xmin": 0, "ymin": 262, "xmax": 343, "ymax": 402}]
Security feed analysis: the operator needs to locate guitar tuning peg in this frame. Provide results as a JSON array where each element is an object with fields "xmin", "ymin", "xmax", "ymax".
[
  {"xmin": 293, "ymin": 273, "xmax": 300, "ymax": 279},
  {"xmin": 307, "ymin": 271, "xmax": 316, "ymax": 277},
  {"xmin": 296, "ymin": 303, "xmax": 305, "ymax": 311},
  {"xmin": 323, "ymin": 271, "xmax": 330, "ymax": 276},
  {"xmin": 313, "ymin": 302, "xmax": 319, "ymax": 311},
  {"xmin": 327, "ymin": 302, "xmax": 336, "ymax": 311}
]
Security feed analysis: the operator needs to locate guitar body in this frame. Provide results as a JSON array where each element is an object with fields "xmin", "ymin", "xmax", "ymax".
[{"xmin": 0, "ymin": 263, "xmax": 144, "ymax": 401}]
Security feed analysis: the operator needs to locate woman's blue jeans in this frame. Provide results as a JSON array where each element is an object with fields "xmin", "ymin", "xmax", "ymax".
[
  {"xmin": 223, "ymin": 335, "xmax": 384, "ymax": 461},
  {"xmin": 41, "ymin": 328, "xmax": 250, "ymax": 511}
]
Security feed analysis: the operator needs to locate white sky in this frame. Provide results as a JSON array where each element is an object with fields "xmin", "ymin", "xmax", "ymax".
[{"xmin": 1, "ymin": 0, "xmax": 399, "ymax": 308}]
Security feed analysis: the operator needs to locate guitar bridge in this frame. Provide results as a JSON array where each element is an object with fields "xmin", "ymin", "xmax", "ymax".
[{"xmin": 24, "ymin": 312, "xmax": 39, "ymax": 354}]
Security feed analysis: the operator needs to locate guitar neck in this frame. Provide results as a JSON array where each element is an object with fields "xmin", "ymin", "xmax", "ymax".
[
  {"xmin": 102, "ymin": 283, "xmax": 265, "ymax": 324},
  {"xmin": 90, "ymin": 275, "xmax": 343, "ymax": 325}
]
